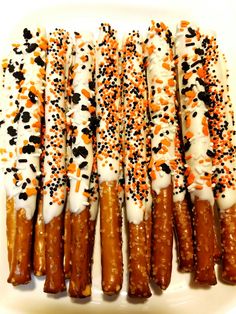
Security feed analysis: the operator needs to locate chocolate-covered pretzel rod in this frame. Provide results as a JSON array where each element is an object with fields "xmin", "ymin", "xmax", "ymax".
[
  {"xmin": 66, "ymin": 32, "xmax": 95, "ymax": 298},
  {"xmin": 122, "ymin": 31, "xmax": 151, "ymax": 298},
  {"xmin": 203, "ymin": 33, "xmax": 236, "ymax": 282},
  {"xmin": 42, "ymin": 29, "xmax": 72, "ymax": 293},
  {"xmin": 145, "ymin": 21, "xmax": 177, "ymax": 289},
  {"xmin": 2, "ymin": 28, "xmax": 47, "ymax": 285},
  {"xmin": 96, "ymin": 24, "xmax": 123, "ymax": 295},
  {"xmin": 175, "ymin": 21, "xmax": 216, "ymax": 285}
]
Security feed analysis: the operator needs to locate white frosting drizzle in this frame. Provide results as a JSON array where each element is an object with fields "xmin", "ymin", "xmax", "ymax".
[
  {"xmin": 96, "ymin": 24, "xmax": 121, "ymax": 183},
  {"xmin": 175, "ymin": 21, "xmax": 215, "ymax": 206},
  {"xmin": 66, "ymin": 32, "xmax": 95, "ymax": 214},
  {"xmin": 42, "ymin": 29, "xmax": 72, "ymax": 224}
]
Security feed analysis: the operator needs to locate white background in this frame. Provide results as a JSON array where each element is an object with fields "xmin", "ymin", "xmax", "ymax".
[{"xmin": 0, "ymin": 0, "xmax": 236, "ymax": 313}]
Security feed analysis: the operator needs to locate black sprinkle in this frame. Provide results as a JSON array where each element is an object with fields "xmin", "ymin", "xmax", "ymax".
[
  {"xmin": 79, "ymin": 161, "xmax": 88, "ymax": 169},
  {"xmin": 72, "ymin": 146, "xmax": 88, "ymax": 158}
]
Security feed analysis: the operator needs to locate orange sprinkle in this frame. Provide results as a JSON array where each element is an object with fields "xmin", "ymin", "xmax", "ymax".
[
  {"xmin": 26, "ymin": 187, "xmax": 37, "ymax": 196},
  {"xmin": 82, "ymin": 88, "xmax": 90, "ymax": 98},
  {"xmin": 154, "ymin": 125, "xmax": 161, "ymax": 135},
  {"xmin": 185, "ymin": 90, "xmax": 195, "ymax": 99},
  {"xmin": 150, "ymin": 170, "xmax": 156, "ymax": 180},
  {"xmin": 156, "ymin": 78, "xmax": 163, "ymax": 84},
  {"xmin": 181, "ymin": 20, "xmax": 190, "ymax": 28},
  {"xmin": 185, "ymin": 131, "xmax": 194, "ymax": 139},
  {"xmin": 186, "ymin": 114, "xmax": 191, "ymax": 128},
  {"xmin": 187, "ymin": 172, "xmax": 195, "ymax": 185},
  {"xmin": 75, "ymin": 181, "xmax": 80, "ymax": 193},
  {"xmin": 148, "ymin": 44, "xmax": 155, "ymax": 55},
  {"xmin": 83, "ymin": 191, "xmax": 90, "ymax": 197},
  {"xmin": 67, "ymin": 163, "xmax": 76, "ymax": 173},
  {"xmin": 184, "ymin": 72, "xmax": 192, "ymax": 80},
  {"xmin": 197, "ymin": 67, "xmax": 205, "ymax": 78},
  {"xmin": 161, "ymin": 138, "xmax": 171, "ymax": 146},
  {"xmin": 162, "ymin": 62, "xmax": 170, "ymax": 70},
  {"xmin": 195, "ymin": 185, "xmax": 203, "ymax": 190},
  {"xmin": 168, "ymin": 78, "xmax": 175, "ymax": 87},
  {"xmin": 82, "ymin": 134, "xmax": 91, "ymax": 144},
  {"xmin": 150, "ymin": 103, "xmax": 160, "ymax": 112}
]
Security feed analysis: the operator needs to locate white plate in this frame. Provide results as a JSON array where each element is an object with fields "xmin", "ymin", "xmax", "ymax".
[{"xmin": 0, "ymin": 0, "xmax": 236, "ymax": 313}]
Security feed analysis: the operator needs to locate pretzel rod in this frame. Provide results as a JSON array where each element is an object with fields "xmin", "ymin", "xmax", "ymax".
[
  {"xmin": 88, "ymin": 110, "xmax": 99, "ymax": 286},
  {"xmin": 34, "ymin": 94, "xmax": 46, "ymax": 276},
  {"xmin": 145, "ymin": 21, "xmax": 177, "ymax": 289},
  {"xmin": 33, "ymin": 195, "xmax": 46, "ymax": 276},
  {"xmin": 43, "ymin": 29, "xmax": 72, "ymax": 294},
  {"xmin": 220, "ymin": 205, "xmax": 236, "ymax": 283},
  {"xmin": 122, "ymin": 31, "xmax": 151, "ymax": 298},
  {"xmin": 63, "ymin": 198, "xmax": 71, "ymax": 278},
  {"xmin": 6, "ymin": 198, "xmax": 16, "ymax": 269},
  {"xmin": 145, "ymin": 210, "xmax": 152, "ymax": 277},
  {"xmin": 172, "ymin": 81, "xmax": 194, "ymax": 272},
  {"xmin": 0, "ymin": 58, "xmax": 17, "ymax": 270},
  {"xmin": 203, "ymin": 33, "xmax": 236, "ymax": 281},
  {"xmin": 96, "ymin": 24, "xmax": 123, "ymax": 295},
  {"xmin": 0, "ymin": 55, "xmax": 22, "ymax": 271},
  {"xmin": 144, "ymin": 78, "xmax": 153, "ymax": 277},
  {"xmin": 66, "ymin": 32, "xmax": 95, "ymax": 298},
  {"xmin": 175, "ymin": 21, "xmax": 216, "ymax": 285},
  {"xmin": 2, "ymin": 28, "xmax": 46, "ymax": 285}
]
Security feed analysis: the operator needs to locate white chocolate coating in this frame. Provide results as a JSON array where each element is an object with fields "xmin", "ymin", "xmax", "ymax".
[
  {"xmin": 122, "ymin": 31, "xmax": 150, "ymax": 224},
  {"xmin": 1, "ymin": 28, "xmax": 47, "ymax": 220},
  {"xmin": 203, "ymin": 32, "xmax": 236, "ymax": 211},
  {"xmin": 42, "ymin": 29, "xmax": 72, "ymax": 224},
  {"xmin": 145, "ymin": 21, "xmax": 177, "ymax": 199},
  {"xmin": 175, "ymin": 21, "xmax": 215, "ymax": 207},
  {"xmin": 96, "ymin": 24, "xmax": 121, "ymax": 183},
  {"xmin": 66, "ymin": 32, "xmax": 95, "ymax": 214}
]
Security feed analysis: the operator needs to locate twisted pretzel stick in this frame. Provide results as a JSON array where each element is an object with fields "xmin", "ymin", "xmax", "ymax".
[
  {"xmin": 145, "ymin": 21, "xmax": 177, "ymax": 289},
  {"xmin": 122, "ymin": 31, "xmax": 151, "ymax": 298},
  {"xmin": 203, "ymin": 33, "xmax": 236, "ymax": 282},
  {"xmin": 42, "ymin": 29, "xmax": 72, "ymax": 293},
  {"xmin": 3, "ymin": 28, "xmax": 46, "ymax": 285},
  {"xmin": 175, "ymin": 21, "xmax": 216, "ymax": 285},
  {"xmin": 66, "ymin": 32, "xmax": 95, "ymax": 298},
  {"xmin": 96, "ymin": 24, "xmax": 123, "ymax": 295}
]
